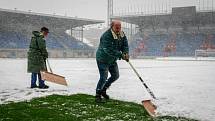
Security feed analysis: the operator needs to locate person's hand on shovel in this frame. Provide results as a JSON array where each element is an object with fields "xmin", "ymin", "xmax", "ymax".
[{"xmin": 122, "ymin": 53, "xmax": 129, "ymax": 62}]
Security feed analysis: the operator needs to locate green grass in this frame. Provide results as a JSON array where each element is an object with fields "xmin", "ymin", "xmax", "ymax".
[{"xmin": 0, "ymin": 94, "xmax": 197, "ymax": 121}]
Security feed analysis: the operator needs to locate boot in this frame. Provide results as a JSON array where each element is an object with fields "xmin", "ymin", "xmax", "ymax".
[
  {"xmin": 30, "ymin": 85, "xmax": 38, "ymax": 88},
  {"xmin": 39, "ymin": 85, "xmax": 49, "ymax": 89},
  {"xmin": 95, "ymin": 93, "xmax": 105, "ymax": 103},
  {"xmin": 101, "ymin": 87, "xmax": 110, "ymax": 100}
]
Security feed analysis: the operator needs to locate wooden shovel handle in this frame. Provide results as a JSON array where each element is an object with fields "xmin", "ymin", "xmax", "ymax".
[{"xmin": 46, "ymin": 59, "xmax": 53, "ymax": 73}]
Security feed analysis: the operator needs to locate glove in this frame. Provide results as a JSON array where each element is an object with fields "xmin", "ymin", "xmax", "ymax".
[
  {"xmin": 122, "ymin": 53, "xmax": 129, "ymax": 62},
  {"xmin": 43, "ymin": 52, "xmax": 48, "ymax": 60}
]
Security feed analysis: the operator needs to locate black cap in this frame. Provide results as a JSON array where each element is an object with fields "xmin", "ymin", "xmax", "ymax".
[{"xmin": 40, "ymin": 27, "xmax": 49, "ymax": 33}]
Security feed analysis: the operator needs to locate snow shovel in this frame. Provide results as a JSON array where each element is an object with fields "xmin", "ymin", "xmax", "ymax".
[
  {"xmin": 41, "ymin": 59, "xmax": 68, "ymax": 86},
  {"xmin": 128, "ymin": 61, "xmax": 157, "ymax": 117}
]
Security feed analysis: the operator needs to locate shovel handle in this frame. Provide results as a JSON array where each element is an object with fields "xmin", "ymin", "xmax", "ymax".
[
  {"xmin": 46, "ymin": 59, "xmax": 53, "ymax": 73},
  {"xmin": 128, "ymin": 61, "xmax": 156, "ymax": 99},
  {"xmin": 128, "ymin": 61, "xmax": 141, "ymax": 78}
]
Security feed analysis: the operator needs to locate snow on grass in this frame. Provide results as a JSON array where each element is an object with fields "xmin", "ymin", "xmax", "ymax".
[{"xmin": 0, "ymin": 94, "xmax": 197, "ymax": 121}]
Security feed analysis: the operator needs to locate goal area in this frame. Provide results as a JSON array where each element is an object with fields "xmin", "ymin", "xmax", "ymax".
[{"xmin": 195, "ymin": 49, "xmax": 215, "ymax": 58}]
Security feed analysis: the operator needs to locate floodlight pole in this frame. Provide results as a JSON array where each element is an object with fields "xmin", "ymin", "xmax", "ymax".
[{"xmin": 108, "ymin": 0, "xmax": 113, "ymax": 27}]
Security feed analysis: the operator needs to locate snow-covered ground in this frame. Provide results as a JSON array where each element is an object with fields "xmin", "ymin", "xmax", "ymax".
[{"xmin": 0, "ymin": 58, "xmax": 215, "ymax": 121}]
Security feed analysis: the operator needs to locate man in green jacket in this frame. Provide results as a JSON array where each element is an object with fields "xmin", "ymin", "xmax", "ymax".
[
  {"xmin": 95, "ymin": 20, "xmax": 129, "ymax": 103},
  {"xmin": 27, "ymin": 27, "xmax": 49, "ymax": 89}
]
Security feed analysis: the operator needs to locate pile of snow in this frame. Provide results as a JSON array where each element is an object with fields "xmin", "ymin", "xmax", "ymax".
[{"xmin": 76, "ymin": 37, "xmax": 94, "ymax": 47}]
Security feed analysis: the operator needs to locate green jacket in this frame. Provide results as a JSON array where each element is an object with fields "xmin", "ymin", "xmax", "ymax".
[
  {"xmin": 96, "ymin": 29, "xmax": 129, "ymax": 64},
  {"xmin": 27, "ymin": 31, "xmax": 48, "ymax": 73}
]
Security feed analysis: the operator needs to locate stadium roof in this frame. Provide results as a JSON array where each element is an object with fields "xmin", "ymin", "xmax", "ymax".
[
  {"xmin": 0, "ymin": 8, "xmax": 104, "ymax": 29},
  {"xmin": 111, "ymin": 13, "xmax": 171, "ymax": 27},
  {"xmin": 111, "ymin": 6, "xmax": 215, "ymax": 29}
]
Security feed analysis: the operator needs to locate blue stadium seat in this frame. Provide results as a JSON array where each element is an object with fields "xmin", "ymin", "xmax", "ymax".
[
  {"xmin": 0, "ymin": 30, "xmax": 93, "ymax": 50},
  {"xmin": 130, "ymin": 32, "xmax": 214, "ymax": 56}
]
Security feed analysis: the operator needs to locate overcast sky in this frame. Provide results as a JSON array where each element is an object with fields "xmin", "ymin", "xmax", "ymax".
[
  {"xmin": 0, "ymin": 0, "xmax": 107, "ymax": 20},
  {"xmin": 0, "ymin": 0, "xmax": 214, "ymax": 21}
]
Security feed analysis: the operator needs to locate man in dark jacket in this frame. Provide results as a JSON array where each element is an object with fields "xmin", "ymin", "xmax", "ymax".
[
  {"xmin": 95, "ymin": 20, "xmax": 129, "ymax": 103},
  {"xmin": 27, "ymin": 27, "xmax": 49, "ymax": 89}
]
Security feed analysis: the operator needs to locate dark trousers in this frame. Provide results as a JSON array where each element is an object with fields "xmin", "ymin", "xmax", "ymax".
[
  {"xmin": 31, "ymin": 72, "xmax": 45, "ymax": 87},
  {"xmin": 96, "ymin": 60, "xmax": 119, "ymax": 94}
]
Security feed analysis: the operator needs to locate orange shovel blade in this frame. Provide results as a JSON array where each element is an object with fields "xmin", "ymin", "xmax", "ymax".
[
  {"xmin": 142, "ymin": 100, "xmax": 157, "ymax": 117},
  {"xmin": 41, "ymin": 71, "xmax": 68, "ymax": 86}
]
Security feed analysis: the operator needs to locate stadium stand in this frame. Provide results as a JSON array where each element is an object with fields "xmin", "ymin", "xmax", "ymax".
[
  {"xmin": 0, "ymin": 30, "xmax": 93, "ymax": 50},
  {"xmin": 0, "ymin": 8, "xmax": 104, "ymax": 58},
  {"xmin": 113, "ymin": 6, "xmax": 215, "ymax": 57},
  {"xmin": 130, "ymin": 32, "xmax": 215, "ymax": 57}
]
